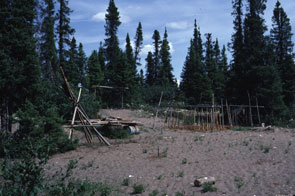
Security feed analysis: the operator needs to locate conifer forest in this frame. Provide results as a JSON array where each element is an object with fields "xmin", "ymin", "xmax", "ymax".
[{"xmin": 1, "ymin": 0, "xmax": 295, "ymax": 195}]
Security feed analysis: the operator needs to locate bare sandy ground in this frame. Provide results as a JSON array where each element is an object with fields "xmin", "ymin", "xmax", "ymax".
[{"xmin": 46, "ymin": 109, "xmax": 295, "ymax": 196}]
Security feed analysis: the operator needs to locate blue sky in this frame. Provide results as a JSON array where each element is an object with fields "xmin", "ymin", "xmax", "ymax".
[{"xmin": 69, "ymin": 0, "xmax": 295, "ymax": 81}]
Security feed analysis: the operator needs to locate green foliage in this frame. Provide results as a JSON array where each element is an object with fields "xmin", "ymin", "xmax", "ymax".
[
  {"xmin": 260, "ymin": 145, "xmax": 271, "ymax": 153},
  {"xmin": 232, "ymin": 127, "xmax": 252, "ymax": 131},
  {"xmin": 132, "ymin": 184, "xmax": 145, "ymax": 194},
  {"xmin": 134, "ymin": 22, "xmax": 143, "ymax": 66},
  {"xmin": 182, "ymin": 158, "xmax": 187, "ymax": 164},
  {"xmin": 175, "ymin": 192, "xmax": 184, "ymax": 196},
  {"xmin": 271, "ymin": 1, "xmax": 295, "ymax": 107},
  {"xmin": 202, "ymin": 182, "xmax": 217, "ymax": 193},
  {"xmin": 159, "ymin": 28, "xmax": 175, "ymax": 86},
  {"xmin": 149, "ymin": 190, "xmax": 159, "ymax": 196},
  {"xmin": 121, "ymin": 178, "xmax": 129, "ymax": 186},
  {"xmin": 177, "ymin": 171, "xmax": 184, "ymax": 177},
  {"xmin": 234, "ymin": 176, "xmax": 244, "ymax": 192},
  {"xmin": 0, "ymin": 148, "xmax": 48, "ymax": 196},
  {"xmin": 98, "ymin": 125, "xmax": 132, "ymax": 139}
]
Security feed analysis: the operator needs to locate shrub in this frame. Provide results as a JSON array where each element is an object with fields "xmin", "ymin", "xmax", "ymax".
[
  {"xmin": 98, "ymin": 125, "xmax": 132, "ymax": 139},
  {"xmin": 202, "ymin": 182, "xmax": 217, "ymax": 193},
  {"xmin": 132, "ymin": 184, "xmax": 145, "ymax": 194},
  {"xmin": 121, "ymin": 178, "xmax": 129, "ymax": 186}
]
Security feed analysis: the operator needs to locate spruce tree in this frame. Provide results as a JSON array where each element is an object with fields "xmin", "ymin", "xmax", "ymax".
[
  {"xmin": 271, "ymin": 0, "xmax": 295, "ymax": 106},
  {"xmin": 243, "ymin": 0, "xmax": 286, "ymax": 121},
  {"xmin": 145, "ymin": 52, "xmax": 155, "ymax": 86},
  {"xmin": 39, "ymin": 0, "xmax": 58, "ymax": 81},
  {"xmin": 212, "ymin": 39, "xmax": 226, "ymax": 100},
  {"xmin": 180, "ymin": 40, "xmax": 212, "ymax": 104},
  {"xmin": 103, "ymin": 0, "xmax": 122, "ymax": 105},
  {"xmin": 204, "ymin": 34, "xmax": 216, "ymax": 88},
  {"xmin": 159, "ymin": 28, "xmax": 175, "ymax": 85},
  {"xmin": 0, "ymin": 0, "xmax": 41, "ymax": 131},
  {"xmin": 57, "ymin": 0, "xmax": 75, "ymax": 69},
  {"xmin": 98, "ymin": 42, "xmax": 106, "ymax": 73},
  {"xmin": 124, "ymin": 33, "xmax": 139, "ymax": 104},
  {"xmin": 134, "ymin": 22, "xmax": 143, "ymax": 66},
  {"xmin": 229, "ymin": 0, "xmax": 245, "ymax": 101},
  {"xmin": 67, "ymin": 37, "xmax": 79, "ymax": 86},
  {"xmin": 193, "ymin": 19, "xmax": 204, "ymax": 60},
  {"xmin": 104, "ymin": 0, "xmax": 121, "ymax": 86},
  {"xmin": 77, "ymin": 43, "xmax": 87, "ymax": 86},
  {"xmin": 152, "ymin": 30, "xmax": 161, "ymax": 82},
  {"xmin": 88, "ymin": 50, "xmax": 103, "ymax": 96}
]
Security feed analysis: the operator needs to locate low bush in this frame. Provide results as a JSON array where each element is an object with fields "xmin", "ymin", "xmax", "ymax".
[{"xmin": 98, "ymin": 125, "xmax": 132, "ymax": 139}]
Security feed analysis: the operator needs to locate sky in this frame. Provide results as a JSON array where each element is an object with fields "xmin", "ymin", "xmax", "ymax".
[{"xmin": 69, "ymin": 0, "xmax": 295, "ymax": 81}]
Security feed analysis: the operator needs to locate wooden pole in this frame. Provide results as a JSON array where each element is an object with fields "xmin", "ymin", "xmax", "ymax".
[
  {"xmin": 256, "ymin": 97, "xmax": 261, "ymax": 125},
  {"xmin": 77, "ymin": 107, "xmax": 110, "ymax": 146},
  {"xmin": 69, "ymin": 88, "xmax": 82, "ymax": 139},
  {"xmin": 211, "ymin": 94, "xmax": 214, "ymax": 131},
  {"xmin": 153, "ymin": 91, "xmax": 163, "ymax": 130},
  {"xmin": 221, "ymin": 99, "xmax": 224, "ymax": 128},
  {"xmin": 226, "ymin": 100, "xmax": 232, "ymax": 127},
  {"xmin": 247, "ymin": 91, "xmax": 253, "ymax": 127}
]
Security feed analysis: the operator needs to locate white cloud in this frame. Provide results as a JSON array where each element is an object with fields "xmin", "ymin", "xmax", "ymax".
[
  {"xmin": 166, "ymin": 21, "xmax": 189, "ymax": 30},
  {"xmin": 169, "ymin": 42, "xmax": 175, "ymax": 53},
  {"xmin": 91, "ymin": 12, "xmax": 130, "ymax": 24},
  {"xmin": 141, "ymin": 44, "xmax": 153, "ymax": 56},
  {"xmin": 92, "ymin": 12, "xmax": 105, "ymax": 22}
]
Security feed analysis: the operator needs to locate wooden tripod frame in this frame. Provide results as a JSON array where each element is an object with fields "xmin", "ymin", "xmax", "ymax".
[{"xmin": 59, "ymin": 66, "xmax": 110, "ymax": 146}]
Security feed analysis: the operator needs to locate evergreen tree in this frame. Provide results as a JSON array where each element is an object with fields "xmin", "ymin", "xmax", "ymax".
[
  {"xmin": 204, "ymin": 33, "xmax": 216, "ymax": 88},
  {"xmin": 66, "ymin": 37, "xmax": 79, "ymax": 86},
  {"xmin": 229, "ymin": 0, "xmax": 245, "ymax": 101},
  {"xmin": 180, "ymin": 40, "xmax": 212, "ymax": 104},
  {"xmin": 134, "ymin": 22, "xmax": 143, "ymax": 66},
  {"xmin": 212, "ymin": 39, "xmax": 226, "ymax": 100},
  {"xmin": 104, "ymin": 0, "xmax": 121, "ymax": 86},
  {"xmin": 159, "ymin": 28, "xmax": 175, "ymax": 85},
  {"xmin": 0, "ymin": 0, "xmax": 41, "ymax": 131},
  {"xmin": 124, "ymin": 33, "xmax": 139, "ymax": 104},
  {"xmin": 98, "ymin": 42, "xmax": 106, "ymax": 72},
  {"xmin": 57, "ymin": 0, "xmax": 74, "ymax": 70},
  {"xmin": 152, "ymin": 30, "xmax": 161, "ymax": 81},
  {"xmin": 270, "ymin": 0, "xmax": 295, "ymax": 106},
  {"xmin": 242, "ymin": 0, "xmax": 286, "ymax": 121},
  {"xmin": 193, "ymin": 19, "xmax": 204, "ymax": 60},
  {"xmin": 103, "ymin": 0, "xmax": 122, "ymax": 106},
  {"xmin": 77, "ymin": 43, "xmax": 87, "ymax": 86},
  {"xmin": 39, "ymin": 0, "xmax": 58, "ymax": 81},
  {"xmin": 145, "ymin": 52, "xmax": 154, "ymax": 86},
  {"xmin": 88, "ymin": 50, "xmax": 103, "ymax": 96}
]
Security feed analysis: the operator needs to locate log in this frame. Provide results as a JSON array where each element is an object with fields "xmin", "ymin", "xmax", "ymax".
[{"xmin": 194, "ymin": 176, "xmax": 216, "ymax": 187}]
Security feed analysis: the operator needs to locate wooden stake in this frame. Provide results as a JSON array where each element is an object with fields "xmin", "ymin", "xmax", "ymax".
[
  {"xmin": 211, "ymin": 94, "xmax": 214, "ymax": 131},
  {"xmin": 247, "ymin": 91, "xmax": 253, "ymax": 127},
  {"xmin": 153, "ymin": 91, "xmax": 163, "ymax": 130},
  {"xmin": 69, "ymin": 88, "xmax": 82, "ymax": 139},
  {"xmin": 256, "ymin": 97, "xmax": 261, "ymax": 125},
  {"xmin": 226, "ymin": 100, "xmax": 232, "ymax": 127},
  {"xmin": 221, "ymin": 99, "xmax": 224, "ymax": 128}
]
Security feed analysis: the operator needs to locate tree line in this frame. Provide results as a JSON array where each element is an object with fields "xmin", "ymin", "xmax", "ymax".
[{"xmin": 1, "ymin": 0, "xmax": 295, "ymax": 137}]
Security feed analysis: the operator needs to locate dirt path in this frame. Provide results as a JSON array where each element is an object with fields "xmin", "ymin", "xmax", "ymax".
[{"xmin": 46, "ymin": 109, "xmax": 295, "ymax": 196}]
